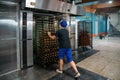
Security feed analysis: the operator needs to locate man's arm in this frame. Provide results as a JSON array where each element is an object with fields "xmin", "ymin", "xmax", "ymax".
[{"xmin": 47, "ymin": 32, "xmax": 56, "ymax": 40}]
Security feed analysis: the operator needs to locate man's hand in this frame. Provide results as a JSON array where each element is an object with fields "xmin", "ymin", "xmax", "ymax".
[
  {"xmin": 48, "ymin": 32, "xmax": 51, "ymax": 36},
  {"xmin": 47, "ymin": 32, "xmax": 56, "ymax": 40}
]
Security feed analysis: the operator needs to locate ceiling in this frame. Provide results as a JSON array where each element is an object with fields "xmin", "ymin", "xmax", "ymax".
[{"xmin": 75, "ymin": 0, "xmax": 120, "ymax": 15}]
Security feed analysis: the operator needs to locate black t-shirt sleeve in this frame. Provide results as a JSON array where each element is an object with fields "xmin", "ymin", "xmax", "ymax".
[{"xmin": 55, "ymin": 30, "xmax": 59, "ymax": 37}]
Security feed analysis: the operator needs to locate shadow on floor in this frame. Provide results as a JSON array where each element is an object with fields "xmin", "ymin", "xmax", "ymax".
[{"xmin": 49, "ymin": 67, "xmax": 108, "ymax": 80}]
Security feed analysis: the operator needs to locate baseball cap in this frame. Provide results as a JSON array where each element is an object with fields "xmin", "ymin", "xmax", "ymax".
[{"xmin": 60, "ymin": 20, "xmax": 67, "ymax": 27}]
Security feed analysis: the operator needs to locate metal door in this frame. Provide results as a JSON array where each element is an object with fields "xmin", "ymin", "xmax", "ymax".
[
  {"xmin": 20, "ymin": 11, "xmax": 33, "ymax": 68},
  {"xmin": 0, "ymin": 2, "xmax": 19, "ymax": 76},
  {"xmin": 69, "ymin": 17, "xmax": 78, "ymax": 51}
]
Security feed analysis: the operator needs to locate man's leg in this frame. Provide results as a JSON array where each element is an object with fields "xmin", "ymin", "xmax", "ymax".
[
  {"xmin": 69, "ymin": 61, "xmax": 80, "ymax": 77},
  {"xmin": 56, "ymin": 59, "xmax": 63, "ymax": 74},
  {"xmin": 66, "ymin": 48, "xmax": 80, "ymax": 77},
  {"xmin": 59, "ymin": 59, "xmax": 63, "ymax": 71},
  {"xmin": 70, "ymin": 61, "xmax": 79, "ymax": 73},
  {"xmin": 56, "ymin": 49, "xmax": 65, "ymax": 73}
]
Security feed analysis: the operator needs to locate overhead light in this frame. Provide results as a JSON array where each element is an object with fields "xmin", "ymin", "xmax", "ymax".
[{"xmin": 108, "ymin": 1, "xmax": 113, "ymax": 4}]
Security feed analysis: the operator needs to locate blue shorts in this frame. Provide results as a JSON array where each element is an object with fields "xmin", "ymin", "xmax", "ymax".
[{"xmin": 59, "ymin": 48, "xmax": 73, "ymax": 62}]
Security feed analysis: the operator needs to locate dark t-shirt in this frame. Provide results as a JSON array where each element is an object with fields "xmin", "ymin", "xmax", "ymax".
[{"xmin": 55, "ymin": 29, "xmax": 71, "ymax": 48}]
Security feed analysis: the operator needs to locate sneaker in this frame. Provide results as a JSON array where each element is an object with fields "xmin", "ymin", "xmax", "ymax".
[
  {"xmin": 56, "ymin": 69, "xmax": 63, "ymax": 74},
  {"xmin": 75, "ymin": 72, "xmax": 80, "ymax": 78}
]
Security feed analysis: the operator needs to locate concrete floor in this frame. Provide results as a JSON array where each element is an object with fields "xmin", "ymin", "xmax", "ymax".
[
  {"xmin": 0, "ymin": 36, "xmax": 120, "ymax": 80},
  {"xmin": 77, "ymin": 37, "xmax": 120, "ymax": 80}
]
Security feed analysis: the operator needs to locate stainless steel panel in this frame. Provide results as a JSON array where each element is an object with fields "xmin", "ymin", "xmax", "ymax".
[
  {"xmin": 48, "ymin": 0, "xmax": 58, "ymax": 12},
  {"xmin": 19, "ymin": 11, "xmax": 23, "ymax": 68},
  {"xmin": 26, "ymin": 0, "xmax": 49, "ymax": 9},
  {"xmin": 70, "ymin": 35, "xmax": 75, "ymax": 50},
  {"xmin": 75, "ymin": 21, "xmax": 78, "ymax": 50},
  {"xmin": 0, "ymin": 2, "xmax": 18, "ymax": 75},
  {"xmin": 24, "ymin": 0, "xmax": 85, "ymax": 15},
  {"xmin": 0, "ymin": 0, "xmax": 20, "ymax": 3},
  {"xmin": 0, "ymin": 39, "xmax": 17, "ymax": 75},
  {"xmin": 57, "ymin": 1, "xmax": 65, "ymax": 13},
  {"xmin": 75, "ymin": 0, "xmax": 82, "ymax": 3},
  {"xmin": 16, "ymin": 8, "xmax": 20, "ymax": 70},
  {"xmin": 27, "ymin": 40, "xmax": 33, "ymax": 66},
  {"xmin": 27, "ymin": 12, "xmax": 33, "ymax": 67},
  {"xmin": 70, "ymin": 17, "xmax": 78, "ymax": 50},
  {"xmin": 70, "ymin": 22, "xmax": 76, "ymax": 50},
  {"xmin": 0, "ymin": 3, "xmax": 17, "ymax": 39},
  {"xmin": 20, "ymin": 11, "xmax": 33, "ymax": 68},
  {"xmin": 0, "ymin": 39, "xmax": 16, "ymax": 57},
  {"xmin": 0, "ymin": 20, "xmax": 17, "ymax": 39},
  {"xmin": 70, "ymin": 5, "xmax": 77, "ymax": 15},
  {"xmin": 65, "ymin": 3, "xmax": 72, "ymax": 13},
  {"xmin": 35, "ymin": 0, "xmax": 49, "ymax": 10},
  {"xmin": 27, "ymin": 12, "xmax": 33, "ymax": 39}
]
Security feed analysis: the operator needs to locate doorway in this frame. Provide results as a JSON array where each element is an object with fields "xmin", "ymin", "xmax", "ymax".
[{"xmin": 33, "ymin": 13, "xmax": 60, "ymax": 67}]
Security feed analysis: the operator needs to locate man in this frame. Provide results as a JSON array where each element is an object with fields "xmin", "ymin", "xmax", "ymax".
[{"xmin": 47, "ymin": 20, "xmax": 80, "ymax": 78}]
